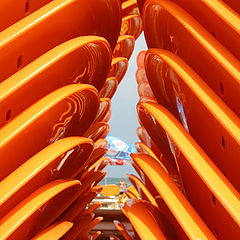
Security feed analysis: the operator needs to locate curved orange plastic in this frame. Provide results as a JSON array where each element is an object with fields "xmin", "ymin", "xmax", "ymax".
[
  {"xmin": 127, "ymin": 174, "xmax": 158, "ymax": 207},
  {"xmin": 138, "ymin": 102, "xmax": 240, "ymax": 238},
  {"xmin": 78, "ymin": 170, "xmax": 107, "ymax": 196},
  {"xmin": 31, "ymin": 221, "xmax": 73, "ymax": 240},
  {"xmin": 76, "ymin": 140, "xmax": 108, "ymax": 178},
  {"xmin": 85, "ymin": 202, "xmax": 103, "ymax": 214},
  {"xmin": 145, "ymin": 48, "xmax": 240, "ymax": 192},
  {"xmin": 61, "ymin": 213, "xmax": 95, "ymax": 240},
  {"xmin": 0, "ymin": 0, "xmax": 121, "ymax": 82},
  {"xmin": 94, "ymin": 98, "xmax": 111, "ymax": 123},
  {"xmin": 0, "ymin": 137, "xmax": 93, "ymax": 219},
  {"xmin": 78, "ymin": 216, "xmax": 103, "ymax": 239},
  {"xmin": 0, "ymin": 0, "xmax": 52, "ymax": 31},
  {"xmin": 100, "ymin": 77, "xmax": 118, "ymax": 99},
  {"xmin": 83, "ymin": 122, "xmax": 110, "ymax": 142},
  {"xmin": 143, "ymin": 0, "xmax": 240, "ymax": 117},
  {"xmin": 218, "ymin": 0, "xmax": 240, "ymax": 15},
  {"xmin": 0, "ymin": 84, "xmax": 99, "ymax": 182},
  {"xmin": 136, "ymin": 125, "xmax": 179, "ymax": 176},
  {"xmin": 113, "ymin": 220, "xmax": 133, "ymax": 240},
  {"xmin": 123, "ymin": 199, "xmax": 176, "ymax": 240},
  {"xmin": 113, "ymin": 35, "xmax": 135, "ymax": 59},
  {"xmin": 0, "ymin": 37, "xmax": 111, "ymax": 127},
  {"xmin": 131, "ymin": 154, "xmax": 216, "ymax": 240},
  {"xmin": 0, "ymin": 180, "xmax": 81, "ymax": 239},
  {"xmin": 90, "ymin": 231, "xmax": 102, "ymax": 240},
  {"xmin": 122, "ymin": 0, "xmax": 138, "ymax": 17},
  {"xmin": 121, "ymin": 15, "xmax": 143, "ymax": 40},
  {"xmin": 108, "ymin": 57, "xmax": 128, "ymax": 84},
  {"xmin": 60, "ymin": 191, "xmax": 98, "ymax": 222},
  {"xmin": 158, "ymin": 0, "xmax": 240, "ymax": 61}
]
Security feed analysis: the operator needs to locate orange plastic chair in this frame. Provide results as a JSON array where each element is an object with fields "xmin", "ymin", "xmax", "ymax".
[
  {"xmin": 100, "ymin": 77, "xmax": 118, "ymax": 99},
  {"xmin": 113, "ymin": 220, "xmax": 133, "ymax": 240},
  {"xmin": 158, "ymin": 0, "xmax": 240, "ymax": 61},
  {"xmin": 0, "ymin": 36, "xmax": 110, "ymax": 128},
  {"xmin": 136, "ymin": 125, "xmax": 180, "ymax": 177},
  {"xmin": 131, "ymin": 154, "xmax": 218, "ymax": 240},
  {"xmin": 89, "ymin": 231, "xmax": 102, "ymax": 240},
  {"xmin": 138, "ymin": 102, "xmax": 240, "ymax": 239},
  {"xmin": 0, "ymin": 0, "xmax": 121, "ymax": 82},
  {"xmin": 0, "ymin": 84, "xmax": 99, "ymax": 182},
  {"xmin": 81, "ymin": 157, "xmax": 110, "ymax": 180},
  {"xmin": 122, "ymin": 0, "xmax": 138, "ymax": 17},
  {"xmin": 128, "ymin": 174, "xmax": 158, "ymax": 207},
  {"xmin": 85, "ymin": 202, "xmax": 103, "ymax": 214},
  {"xmin": 61, "ymin": 213, "xmax": 95, "ymax": 240},
  {"xmin": 77, "ymin": 216, "xmax": 103, "ymax": 239},
  {"xmin": 113, "ymin": 35, "xmax": 135, "ymax": 59},
  {"xmin": 123, "ymin": 199, "xmax": 180, "ymax": 240},
  {"xmin": 78, "ymin": 170, "xmax": 107, "ymax": 196},
  {"xmin": 0, "ymin": 0, "xmax": 52, "ymax": 31},
  {"xmin": 31, "ymin": 221, "xmax": 73, "ymax": 240},
  {"xmin": 60, "ymin": 191, "xmax": 98, "ymax": 222},
  {"xmin": 0, "ymin": 137, "xmax": 93, "ymax": 219},
  {"xmin": 121, "ymin": 15, "xmax": 143, "ymax": 40},
  {"xmin": 0, "ymin": 180, "xmax": 81, "ymax": 239},
  {"xmin": 222, "ymin": 0, "xmax": 240, "ymax": 14},
  {"xmin": 143, "ymin": 0, "xmax": 240, "ymax": 117},
  {"xmin": 145, "ymin": 48, "xmax": 240, "ymax": 193},
  {"xmin": 76, "ymin": 139, "xmax": 108, "ymax": 178},
  {"xmin": 108, "ymin": 57, "xmax": 128, "ymax": 84},
  {"xmin": 94, "ymin": 98, "xmax": 111, "ymax": 123},
  {"xmin": 84, "ymin": 122, "xmax": 110, "ymax": 142}
]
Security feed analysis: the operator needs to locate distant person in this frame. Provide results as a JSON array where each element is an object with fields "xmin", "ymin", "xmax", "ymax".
[{"xmin": 119, "ymin": 178, "xmax": 129, "ymax": 195}]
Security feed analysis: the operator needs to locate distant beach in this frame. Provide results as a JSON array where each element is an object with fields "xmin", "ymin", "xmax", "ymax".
[{"xmin": 99, "ymin": 177, "xmax": 131, "ymax": 186}]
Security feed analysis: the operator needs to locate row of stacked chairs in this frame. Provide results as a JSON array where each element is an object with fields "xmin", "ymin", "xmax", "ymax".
[
  {"xmin": 113, "ymin": 0, "xmax": 240, "ymax": 239},
  {"xmin": 0, "ymin": 0, "xmax": 142, "ymax": 239}
]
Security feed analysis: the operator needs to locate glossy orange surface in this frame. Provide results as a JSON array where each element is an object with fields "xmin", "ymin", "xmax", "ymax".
[
  {"xmin": 0, "ymin": 137, "xmax": 93, "ymax": 219},
  {"xmin": 0, "ymin": 84, "xmax": 99, "ymax": 182},
  {"xmin": 122, "ymin": 0, "xmax": 138, "ymax": 17},
  {"xmin": 0, "ymin": 37, "xmax": 111, "ymax": 127},
  {"xmin": 76, "ymin": 140, "xmax": 108, "ymax": 178},
  {"xmin": 0, "ymin": 180, "xmax": 81, "ymax": 239},
  {"xmin": 113, "ymin": 35, "xmax": 135, "ymax": 59},
  {"xmin": 160, "ymin": 0, "xmax": 240, "ymax": 61},
  {"xmin": 222, "ymin": 0, "xmax": 240, "ymax": 14},
  {"xmin": 113, "ymin": 220, "xmax": 133, "ymax": 240},
  {"xmin": 128, "ymin": 174, "xmax": 158, "ymax": 207},
  {"xmin": 60, "ymin": 191, "xmax": 98, "ymax": 222},
  {"xmin": 61, "ymin": 213, "xmax": 95, "ymax": 240},
  {"xmin": 138, "ymin": 102, "xmax": 240, "ymax": 238},
  {"xmin": 121, "ymin": 15, "xmax": 143, "ymax": 40},
  {"xmin": 0, "ymin": 0, "xmax": 121, "ymax": 83},
  {"xmin": 83, "ymin": 122, "xmax": 110, "ymax": 142},
  {"xmin": 100, "ymin": 77, "xmax": 118, "ymax": 99},
  {"xmin": 145, "ymin": 48, "xmax": 240, "ymax": 193},
  {"xmin": 143, "ymin": 0, "xmax": 240, "ymax": 117},
  {"xmin": 85, "ymin": 202, "xmax": 103, "ymax": 214},
  {"xmin": 31, "ymin": 221, "xmax": 73, "ymax": 240},
  {"xmin": 108, "ymin": 57, "xmax": 128, "ymax": 84},
  {"xmin": 0, "ymin": 0, "xmax": 52, "ymax": 31},
  {"xmin": 77, "ymin": 216, "xmax": 103, "ymax": 239},
  {"xmin": 78, "ymin": 170, "xmax": 107, "ymax": 196},
  {"xmin": 90, "ymin": 231, "xmax": 102, "ymax": 240},
  {"xmin": 94, "ymin": 98, "xmax": 111, "ymax": 123},
  {"xmin": 131, "ymin": 154, "xmax": 216, "ymax": 240},
  {"xmin": 124, "ymin": 199, "xmax": 177, "ymax": 240}
]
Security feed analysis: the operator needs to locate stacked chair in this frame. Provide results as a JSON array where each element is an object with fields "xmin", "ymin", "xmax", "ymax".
[
  {"xmin": 116, "ymin": 0, "xmax": 240, "ymax": 239},
  {"xmin": 0, "ymin": 0, "xmax": 143, "ymax": 239}
]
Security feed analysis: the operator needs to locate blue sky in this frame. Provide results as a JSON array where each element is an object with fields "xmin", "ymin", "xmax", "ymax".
[{"xmin": 105, "ymin": 33, "xmax": 147, "ymax": 178}]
